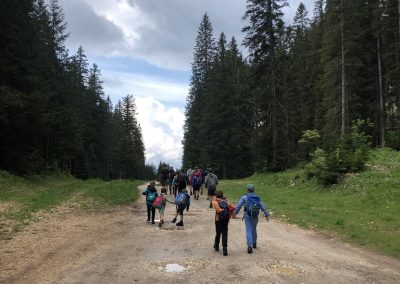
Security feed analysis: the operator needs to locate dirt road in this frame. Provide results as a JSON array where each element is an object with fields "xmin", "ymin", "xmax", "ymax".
[{"xmin": 1, "ymin": 184, "xmax": 399, "ymax": 283}]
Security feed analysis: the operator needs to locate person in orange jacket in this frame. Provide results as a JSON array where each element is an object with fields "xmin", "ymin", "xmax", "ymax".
[{"xmin": 213, "ymin": 190, "xmax": 230, "ymax": 256}]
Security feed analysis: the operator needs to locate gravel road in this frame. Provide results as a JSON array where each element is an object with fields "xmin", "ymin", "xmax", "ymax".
[{"xmin": 1, "ymin": 184, "xmax": 399, "ymax": 284}]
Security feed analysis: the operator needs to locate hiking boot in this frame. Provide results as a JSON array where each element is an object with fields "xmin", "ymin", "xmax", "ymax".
[
  {"xmin": 223, "ymin": 247, "xmax": 228, "ymax": 256},
  {"xmin": 214, "ymin": 244, "xmax": 219, "ymax": 252},
  {"xmin": 171, "ymin": 218, "xmax": 176, "ymax": 223},
  {"xmin": 176, "ymin": 221, "xmax": 184, "ymax": 227},
  {"xmin": 253, "ymin": 243, "xmax": 257, "ymax": 249},
  {"xmin": 247, "ymin": 246, "xmax": 253, "ymax": 254}
]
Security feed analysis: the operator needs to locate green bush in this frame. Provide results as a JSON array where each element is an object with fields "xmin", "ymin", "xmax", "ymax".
[{"xmin": 306, "ymin": 120, "xmax": 372, "ymax": 185}]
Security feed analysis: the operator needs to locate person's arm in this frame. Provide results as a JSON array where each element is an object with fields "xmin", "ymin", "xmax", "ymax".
[
  {"xmin": 260, "ymin": 201, "xmax": 270, "ymax": 221},
  {"xmin": 233, "ymin": 196, "xmax": 245, "ymax": 216},
  {"xmin": 213, "ymin": 200, "xmax": 223, "ymax": 213},
  {"xmin": 142, "ymin": 188, "xmax": 148, "ymax": 195}
]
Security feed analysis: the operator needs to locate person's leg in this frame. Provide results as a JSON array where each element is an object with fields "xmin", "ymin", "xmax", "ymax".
[
  {"xmin": 147, "ymin": 206, "xmax": 151, "ymax": 222},
  {"xmin": 214, "ymin": 221, "xmax": 221, "ymax": 251},
  {"xmin": 221, "ymin": 221, "xmax": 228, "ymax": 255},
  {"xmin": 244, "ymin": 215, "xmax": 253, "ymax": 253},
  {"xmin": 251, "ymin": 217, "xmax": 258, "ymax": 247},
  {"xmin": 151, "ymin": 207, "xmax": 156, "ymax": 224},
  {"xmin": 176, "ymin": 209, "xmax": 184, "ymax": 226},
  {"xmin": 172, "ymin": 207, "xmax": 178, "ymax": 223}
]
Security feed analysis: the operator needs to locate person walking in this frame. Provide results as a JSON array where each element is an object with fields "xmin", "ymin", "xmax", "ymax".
[
  {"xmin": 142, "ymin": 180, "xmax": 158, "ymax": 224},
  {"xmin": 213, "ymin": 190, "xmax": 230, "ymax": 256},
  {"xmin": 171, "ymin": 189, "xmax": 190, "ymax": 227},
  {"xmin": 191, "ymin": 167, "xmax": 202, "ymax": 200},
  {"xmin": 233, "ymin": 184, "xmax": 270, "ymax": 254},
  {"xmin": 205, "ymin": 169, "xmax": 218, "ymax": 208}
]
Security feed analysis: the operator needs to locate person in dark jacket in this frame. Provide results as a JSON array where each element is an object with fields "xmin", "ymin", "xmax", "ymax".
[{"xmin": 142, "ymin": 180, "xmax": 158, "ymax": 224}]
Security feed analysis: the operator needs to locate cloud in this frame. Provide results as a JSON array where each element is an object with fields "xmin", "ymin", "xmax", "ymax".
[
  {"xmin": 135, "ymin": 97, "xmax": 185, "ymax": 169},
  {"xmin": 60, "ymin": 0, "xmax": 125, "ymax": 55}
]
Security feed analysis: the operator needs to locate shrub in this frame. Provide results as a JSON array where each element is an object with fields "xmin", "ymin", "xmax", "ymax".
[{"xmin": 305, "ymin": 120, "xmax": 373, "ymax": 185}]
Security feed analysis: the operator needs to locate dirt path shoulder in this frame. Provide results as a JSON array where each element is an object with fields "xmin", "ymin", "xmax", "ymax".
[{"xmin": 1, "ymin": 184, "xmax": 399, "ymax": 284}]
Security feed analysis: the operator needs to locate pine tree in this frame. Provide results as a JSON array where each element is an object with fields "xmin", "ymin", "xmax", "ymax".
[
  {"xmin": 242, "ymin": 0, "xmax": 288, "ymax": 170},
  {"xmin": 183, "ymin": 13, "xmax": 215, "ymax": 168}
]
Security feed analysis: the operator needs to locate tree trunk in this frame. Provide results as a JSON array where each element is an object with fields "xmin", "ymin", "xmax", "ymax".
[
  {"xmin": 341, "ymin": 0, "xmax": 346, "ymax": 137},
  {"xmin": 377, "ymin": 35, "xmax": 386, "ymax": 146}
]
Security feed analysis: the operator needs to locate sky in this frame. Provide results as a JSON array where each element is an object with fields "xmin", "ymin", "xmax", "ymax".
[{"xmin": 59, "ymin": 0, "xmax": 315, "ymax": 169}]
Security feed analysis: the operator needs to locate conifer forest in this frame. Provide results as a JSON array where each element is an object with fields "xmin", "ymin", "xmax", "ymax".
[{"xmin": 1, "ymin": 0, "xmax": 399, "ymax": 180}]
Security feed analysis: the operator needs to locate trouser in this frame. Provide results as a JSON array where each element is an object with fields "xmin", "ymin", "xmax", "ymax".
[
  {"xmin": 215, "ymin": 221, "xmax": 229, "ymax": 248},
  {"xmin": 244, "ymin": 215, "xmax": 258, "ymax": 246},
  {"xmin": 147, "ymin": 205, "xmax": 155, "ymax": 222}
]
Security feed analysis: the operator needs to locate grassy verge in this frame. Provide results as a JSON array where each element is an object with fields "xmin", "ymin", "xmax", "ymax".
[
  {"xmin": 220, "ymin": 148, "xmax": 400, "ymax": 258},
  {"xmin": 0, "ymin": 172, "xmax": 143, "ymax": 239}
]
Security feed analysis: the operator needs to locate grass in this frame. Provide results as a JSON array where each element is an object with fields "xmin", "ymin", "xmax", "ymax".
[
  {"xmin": 0, "ymin": 172, "xmax": 143, "ymax": 239},
  {"xmin": 219, "ymin": 148, "xmax": 400, "ymax": 258}
]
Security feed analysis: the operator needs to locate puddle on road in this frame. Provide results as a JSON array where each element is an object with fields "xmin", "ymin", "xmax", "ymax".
[{"xmin": 165, "ymin": 263, "xmax": 186, "ymax": 273}]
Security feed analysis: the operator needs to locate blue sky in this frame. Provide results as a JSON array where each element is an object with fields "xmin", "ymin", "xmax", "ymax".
[{"xmin": 59, "ymin": 0, "xmax": 316, "ymax": 169}]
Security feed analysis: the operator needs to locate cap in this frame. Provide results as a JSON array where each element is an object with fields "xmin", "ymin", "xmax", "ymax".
[{"xmin": 246, "ymin": 184, "xmax": 255, "ymax": 192}]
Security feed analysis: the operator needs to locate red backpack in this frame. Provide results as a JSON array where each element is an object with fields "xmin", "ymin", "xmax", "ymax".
[{"xmin": 152, "ymin": 195, "xmax": 164, "ymax": 208}]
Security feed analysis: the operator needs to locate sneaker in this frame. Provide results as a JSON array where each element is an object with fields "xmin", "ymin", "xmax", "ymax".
[
  {"xmin": 176, "ymin": 221, "xmax": 184, "ymax": 227},
  {"xmin": 171, "ymin": 218, "xmax": 176, "ymax": 223},
  {"xmin": 247, "ymin": 246, "xmax": 253, "ymax": 254},
  {"xmin": 214, "ymin": 244, "xmax": 219, "ymax": 252},
  {"xmin": 223, "ymin": 247, "xmax": 228, "ymax": 256},
  {"xmin": 253, "ymin": 243, "xmax": 257, "ymax": 249}
]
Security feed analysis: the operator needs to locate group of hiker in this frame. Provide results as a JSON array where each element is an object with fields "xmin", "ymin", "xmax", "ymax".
[{"xmin": 142, "ymin": 166, "xmax": 270, "ymax": 256}]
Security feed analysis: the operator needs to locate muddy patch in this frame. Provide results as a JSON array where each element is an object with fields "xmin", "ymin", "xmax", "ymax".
[
  {"xmin": 144, "ymin": 257, "xmax": 214, "ymax": 273},
  {"xmin": 262, "ymin": 259, "xmax": 303, "ymax": 275}
]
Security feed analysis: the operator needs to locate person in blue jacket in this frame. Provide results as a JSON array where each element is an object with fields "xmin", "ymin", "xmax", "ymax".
[{"xmin": 233, "ymin": 184, "xmax": 270, "ymax": 254}]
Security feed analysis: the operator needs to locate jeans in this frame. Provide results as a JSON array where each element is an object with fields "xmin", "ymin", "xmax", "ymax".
[
  {"xmin": 244, "ymin": 214, "xmax": 258, "ymax": 246},
  {"xmin": 215, "ymin": 221, "xmax": 229, "ymax": 248}
]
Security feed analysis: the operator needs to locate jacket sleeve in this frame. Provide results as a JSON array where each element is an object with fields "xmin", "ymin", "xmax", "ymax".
[
  {"xmin": 233, "ymin": 196, "xmax": 246, "ymax": 215},
  {"xmin": 213, "ymin": 200, "xmax": 223, "ymax": 213},
  {"xmin": 142, "ymin": 189, "xmax": 148, "ymax": 195},
  {"xmin": 260, "ymin": 201, "xmax": 270, "ymax": 217}
]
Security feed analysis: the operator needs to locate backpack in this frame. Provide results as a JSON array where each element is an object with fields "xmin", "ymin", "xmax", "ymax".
[
  {"xmin": 146, "ymin": 191, "xmax": 157, "ymax": 203},
  {"xmin": 208, "ymin": 174, "xmax": 217, "ymax": 189},
  {"xmin": 218, "ymin": 200, "xmax": 230, "ymax": 222},
  {"xmin": 192, "ymin": 175, "xmax": 200, "ymax": 187},
  {"xmin": 175, "ymin": 193, "xmax": 187, "ymax": 205},
  {"xmin": 245, "ymin": 195, "xmax": 261, "ymax": 218},
  {"xmin": 152, "ymin": 195, "xmax": 164, "ymax": 208}
]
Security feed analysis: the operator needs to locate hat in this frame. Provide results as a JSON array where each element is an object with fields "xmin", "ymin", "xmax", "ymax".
[{"xmin": 246, "ymin": 184, "xmax": 255, "ymax": 192}]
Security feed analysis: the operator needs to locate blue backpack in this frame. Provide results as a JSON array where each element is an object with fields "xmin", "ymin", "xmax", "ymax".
[
  {"xmin": 246, "ymin": 195, "xmax": 261, "ymax": 218},
  {"xmin": 175, "ymin": 193, "xmax": 187, "ymax": 206},
  {"xmin": 192, "ymin": 175, "xmax": 200, "ymax": 187},
  {"xmin": 147, "ymin": 191, "xmax": 157, "ymax": 202}
]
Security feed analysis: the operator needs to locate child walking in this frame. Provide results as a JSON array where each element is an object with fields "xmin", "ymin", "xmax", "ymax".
[
  {"xmin": 142, "ymin": 180, "xmax": 158, "ymax": 224},
  {"xmin": 153, "ymin": 186, "xmax": 168, "ymax": 227},
  {"xmin": 171, "ymin": 189, "xmax": 190, "ymax": 227},
  {"xmin": 213, "ymin": 190, "xmax": 230, "ymax": 256}
]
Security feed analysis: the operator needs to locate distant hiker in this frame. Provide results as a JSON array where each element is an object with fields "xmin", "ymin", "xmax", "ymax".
[
  {"xmin": 205, "ymin": 169, "xmax": 218, "ymax": 208},
  {"xmin": 177, "ymin": 170, "xmax": 187, "ymax": 194},
  {"xmin": 187, "ymin": 167, "xmax": 194, "ymax": 195},
  {"xmin": 142, "ymin": 180, "xmax": 158, "ymax": 224},
  {"xmin": 168, "ymin": 167, "xmax": 175, "ymax": 195},
  {"xmin": 161, "ymin": 166, "xmax": 169, "ymax": 187},
  {"xmin": 171, "ymin": 189, "xmax": 190, "ymax": 227},
  {"xmin": 191, "ymin": 167, "xmax": 202, "ymax": 200},
  {"xmin": 152, "ymin": 186, "xmax": 168, "ymax": 227},
  {"xmin": 201, "ymin": 166, "xmax": 208, "ymax": 195},
  {"xmin": 233, "ymin": 184, "xmax": 270, "ymax": 254},
  {"xmin": 172, "ymin": 171, "xmax": 179, "ymax": 196},
  {"xmin": 213, "ymin": 190, "xmax": 230, "ymax": 256}
]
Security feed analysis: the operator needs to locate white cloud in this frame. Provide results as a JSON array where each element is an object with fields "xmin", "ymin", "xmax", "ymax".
[{"xmin": 135, "ymin": 97, "xmax": 185, "ymax": 169}]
